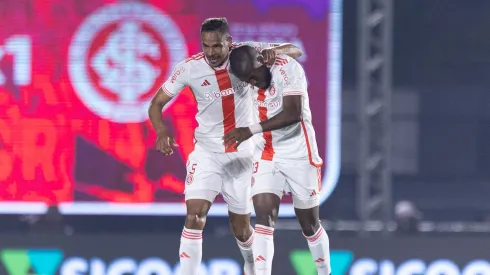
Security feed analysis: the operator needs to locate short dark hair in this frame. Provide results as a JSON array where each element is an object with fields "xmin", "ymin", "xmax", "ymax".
[
  {"xmin": 201, "ymin": 17, "xmax": 230, "ymax": 36},
  {"xmin": 229, "ymin": 45, "xmax": 256, "ymax": 78}
]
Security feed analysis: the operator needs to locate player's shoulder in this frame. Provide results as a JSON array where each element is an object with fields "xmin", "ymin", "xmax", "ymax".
[
  {"xmin": 274, "ymin": 54, "xmax": 300, "ymax": 67},
  {"xmin": 272, "ymin": 55, "xmax": 303, "ymax": 74},
  {"xmin": 169, "ymin": 52, "xmax": 208, "ymax": 76},
  {"xmin": 231, "ymin": 42, "xmax": 260, "ymax": 52},
  {"xmin": 182, "ymin": 52, "xmax": 207, "ymax": 67},
  {"xmin": 167, "ymin": 53, "xmax": 206, "ymax": 82},
  {"xmin": 231, "ymin": 41, "xmax": 273, "ymax": 52},
  {"xmin": 271, "ymin": 55, "xmax": 305, "ymax": 88},
  {"xmin": 231, "ymin": 42, "xmax": 243, "ymax": 49}
]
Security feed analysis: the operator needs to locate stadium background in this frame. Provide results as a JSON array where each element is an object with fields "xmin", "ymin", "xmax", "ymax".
[{"xmin": 0, "ymin": 0, "xmax": 489, "ymax": 275}]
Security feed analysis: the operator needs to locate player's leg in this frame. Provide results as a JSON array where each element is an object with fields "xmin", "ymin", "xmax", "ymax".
[
  {"xmin": 294, "ymin": 206, "xmax": 331, "ymax": 274},
  {"xmin": 252, "ymin": 193, "xmax": 281, "ymax": 275},
  {"xmin": 282, "ymin": 163, "xmax": 332, "ymax": 275},
  {"xmin": 250, "ymin": 159, "xmax": 286, "ymax": 275},
  {"xmin": 228, "ymin": 210, "xmax": 255, "ymax": 274},
  {"xmin": 179, "ymin": 196, "xmax": 215, "ymax": 275},
  {"xmin": 221, "ymin": 151, "xmax": 256, "ymax": 275},
  {"xmin": 179, "ymin": 150, "xmax": 222, "ymax": 275}
]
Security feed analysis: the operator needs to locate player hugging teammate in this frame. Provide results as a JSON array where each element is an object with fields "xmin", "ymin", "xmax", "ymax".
[{"xmin": 149, "ymin": 17, "xmax": 331, "ymax": 275}]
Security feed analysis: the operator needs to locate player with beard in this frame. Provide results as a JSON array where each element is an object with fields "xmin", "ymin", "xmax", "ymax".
[
  {"xmin": 225, "ymin": 45, "xmax": 331, "ymax": 275},
  {"xmin": 148, "ymin": 18, "xmax": 302, "ymax": 275}
]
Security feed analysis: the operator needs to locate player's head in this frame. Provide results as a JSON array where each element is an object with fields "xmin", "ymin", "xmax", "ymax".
[
  {"xmin": 200, "ymin": 17, "xmax": 232, "ymax": 67},
  {"xmin": 230, "ymin": 45, "xmax": 272, "ymax": 89}
]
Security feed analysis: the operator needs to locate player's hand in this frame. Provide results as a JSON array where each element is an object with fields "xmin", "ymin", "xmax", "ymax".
[
  {"xmin": 223, "ymin": 127, "xmax": 253, "ymax": 150},
  {"xmin": 259, "ymin": 48, "xmax": 277, "ymax": 67},
  {"xmin": 156, "ymin": 128, "xmax": 178, "ymax": 155}
]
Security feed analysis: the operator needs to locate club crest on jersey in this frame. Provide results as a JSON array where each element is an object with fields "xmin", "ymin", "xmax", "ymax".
[
  {"xmin": 68, "ymin": 2, "xmax": 187, "ymax": 123},
  {"xmin": 186, "ymin": 174, "xmax": 194, "ymax": 185},
  {"xmin": 269, "ymin": 84, "xmax": 276, "ymax": 96}
]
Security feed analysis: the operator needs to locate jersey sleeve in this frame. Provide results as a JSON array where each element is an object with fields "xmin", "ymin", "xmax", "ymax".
[
  {"xmin": 232, "ymin": 41, "xmax": 281, "ymax": 52},
  {"xmin": 276, "ymin": 60, "xmax": 307, "ymax": 97},
  {"xmin": 161, "ymin": 60, "xmax": 190, "ymax": 97}
]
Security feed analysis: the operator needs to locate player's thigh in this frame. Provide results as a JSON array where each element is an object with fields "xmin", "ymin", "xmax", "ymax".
[
  {"xmin": 251, "ymin": 159, "xmax": 286, "ymax": 199},
  {"xmin": 279, "ymin": 162, "xmax": 322, "ymax": 209},
  {"xmin": 220, "ymin": 151, "xmax": 256, "ymax": 215},
  {"xmin": 184, "ymin": 149, "xmax": 223, "ymax": 203}
]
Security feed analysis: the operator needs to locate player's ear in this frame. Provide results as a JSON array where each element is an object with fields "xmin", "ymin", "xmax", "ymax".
[
  {"xmin": 227, "ymin": 35, "xmax": 233, "ymax": 45},
  {"xmin": 257, "ymin": 54, "xmax": 265, "ymax": 64}
]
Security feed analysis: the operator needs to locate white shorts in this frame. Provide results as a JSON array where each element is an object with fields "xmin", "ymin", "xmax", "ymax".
[
  {"xmin": 251, "ymin": 159, "xmax": 322, "ymax": 209},
  {"xmin": 184, "ymin": 144, "xmax": 253, "ymax": 215}
]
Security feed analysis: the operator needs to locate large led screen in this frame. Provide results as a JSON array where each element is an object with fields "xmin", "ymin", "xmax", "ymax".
[{"xmin": 0, "ymin": 0, "xmax": 342, "ymax": 216}]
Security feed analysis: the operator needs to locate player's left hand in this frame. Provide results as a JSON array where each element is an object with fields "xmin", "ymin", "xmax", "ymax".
[
  {"xmin": 223, "ymin": 127, "xmax": 253, "ymax": 149},
  {"xmin": 260, "ymin": 48, "xmax": 277, "ymax": 67}
]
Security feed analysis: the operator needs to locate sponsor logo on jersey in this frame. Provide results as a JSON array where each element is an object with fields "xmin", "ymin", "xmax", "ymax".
[
  {"xmin": 279, "ymin": 68, "xmax": 291, "ymax": 85},
  {"xmin": 253, "ymin": 100, "xmax": 280, "ymax": 109},
  {"xmin": 170, "ymin": 67, "xmax": 186, "ymax": 84},
  {"xmin": 204, "ymin": 88, "xmax": 236, "ymax": 101}
]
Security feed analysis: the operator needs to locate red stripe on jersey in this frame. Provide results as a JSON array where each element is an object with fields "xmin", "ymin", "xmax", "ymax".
[
  {"xmin": 258, "ymin": 88, "xmax": 274, "ymax": 160},
  {"xmin": 274, "ymin": 57, "xmax": 289, "ymax": 66},
  {"xmin": 300, "ymin": 120, "xmax": 322, "ymax": 167},
  {"xmin": 215, "ymin": 69, "xmax": 237, "ymax": 152},
  {"xmin": 276, "ymin": 57, "xmax": 288, "ymax": 63},
  {"xmin": 185, "ymin": 52, "xmax": 205, "ymax": 63}
]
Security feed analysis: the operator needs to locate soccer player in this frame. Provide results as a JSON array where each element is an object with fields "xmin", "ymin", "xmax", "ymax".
[
  {"xmin": 148, "ymin": 18, "xmax": 302, "ymax": 275},
  {"xmin": 225, "ymin": 45, "xmax": 331, "ymax": 275}
]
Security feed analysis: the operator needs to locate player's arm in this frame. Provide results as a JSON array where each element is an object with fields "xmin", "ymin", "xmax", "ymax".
[
  {"xmin": 223, "ymin": 95, "xmax": 302, "ymax": 149},
  {"xmin": 148, "ymin": 88, "xmax": 173, "ymax": 132},
  {"xmin": 148, "ymin": 62, "xmax": 188, "ymax": 155},
  {"xmin": 253, "ymin": 61, "xmax": 305, "ymax": 132},
  {"xmin": 223, "ymin": 62, "xmax": 305, "ymax": 149},
  {"xmin": 237, "ymin": 41, "xmax": 303, "ymax": 65},
  {"xmin": 269, "ymin": 43, "xmax": 303, "ymax": 59},
  {"xmin": 254, "ymin": 95, "xmax": 302, "ymax": 132},
  {"xmin": 149, "ymin": 88, "xmax": 178, "ymax": 155}
]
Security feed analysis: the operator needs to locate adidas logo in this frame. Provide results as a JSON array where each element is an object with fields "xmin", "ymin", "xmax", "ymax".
[
  {"xmin": 180, "ymin": 252, "xmax": 191, "ymax": 258},
  {"xmin": 310, "ymin": 190, "xmax": 317, "ymax": 197},
  {"xmin": 201, "ymin": 79, "xmax": 211, "ymax": 86},
  {"xmin": 255, "ymin": 255, "xmax": 266, "ymax": 262}
]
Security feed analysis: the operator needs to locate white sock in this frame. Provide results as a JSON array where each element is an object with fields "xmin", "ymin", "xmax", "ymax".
[
  {"xmin": 253, "ymin": 224, "xmax": 275, "ymax": 275},
  {"xmin": 179, "ymin": 227, "xmax": 203, "ymax": 275},
  {"xmin": 304, "ymin": 226, "xmax": 331, "ymax": 275},
  {"xmin": 236, "ymin": 226, "xmax": 255, "ymax": 275}
]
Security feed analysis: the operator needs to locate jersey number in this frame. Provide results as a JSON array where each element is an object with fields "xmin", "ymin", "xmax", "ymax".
[
  {"xmin": 189, "ymin": 163, "xmax": 197, "ymax": 174},
  {"xmin": 253, "ymin": 162, "xmax": 259, "ymax": 174}
]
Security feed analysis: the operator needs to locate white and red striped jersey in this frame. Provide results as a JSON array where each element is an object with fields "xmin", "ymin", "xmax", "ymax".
[
  {"xmin": 250, "ymin": 55, "xmax": 323, "ymax": 166},
  {"xmin": 161, "ymin": 42, "xmax": 277, "ymax": 153}
]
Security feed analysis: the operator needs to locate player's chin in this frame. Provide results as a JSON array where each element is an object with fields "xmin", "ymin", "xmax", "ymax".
[{"xmin": 209, "ymin": 58, "xmax": 224, "ymax": 67}]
